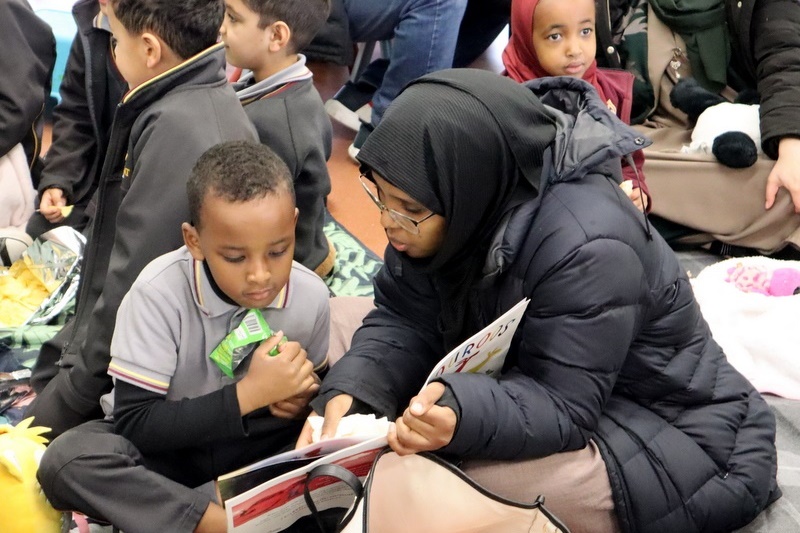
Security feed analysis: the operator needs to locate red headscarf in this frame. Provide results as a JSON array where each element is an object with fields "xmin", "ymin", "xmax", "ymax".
[
  {"xmin": 502, "ymin": 0, "xmax": 650, "ymax": 207},
  {"xmin": 502, "ymin": 0, "xmax": 635, "ymax": 123}
]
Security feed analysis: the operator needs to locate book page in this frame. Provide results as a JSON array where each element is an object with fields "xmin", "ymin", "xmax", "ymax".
[
  {"xmin": 422, "ymin": 298, "xmax": 530, "ymax": 388},
  {"xmin": 218, "ymin": 435, "xmax": 378, "ymax": 502},
  {"xmin": 225, "ymin": 436, "xmax": 387, "ymax": 533}
]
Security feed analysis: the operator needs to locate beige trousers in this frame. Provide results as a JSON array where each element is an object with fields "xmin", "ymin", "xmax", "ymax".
[
  {"xmin": 462, "ymin": 442, "xmax": 620, "ymax": 533},
  {"xmin": 636, "ymin": 4, "xmax": 800, "ymax": 253},
  {"xmin": 327, "ymin": 296, "xmax": 621, "ymax": 533},
  {"xmin": 636, "ymin": 125, "xmax": 800, "ymax": 253}
]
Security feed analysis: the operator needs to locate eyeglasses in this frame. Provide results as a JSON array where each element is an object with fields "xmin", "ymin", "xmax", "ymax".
[{"xmin": 359, "ymin": 174, "xmax": 435, "ymax": 235}]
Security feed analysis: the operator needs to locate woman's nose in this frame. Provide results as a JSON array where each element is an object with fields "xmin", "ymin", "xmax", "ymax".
[{"xmin": 378, "ymin": 207, "xmax": 399, "ymax": 230}]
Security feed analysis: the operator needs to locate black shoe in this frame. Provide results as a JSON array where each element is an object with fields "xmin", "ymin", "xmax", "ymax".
[{"xmin": 708, "ymin": 240, "xmax": 800, "ymax": 260}]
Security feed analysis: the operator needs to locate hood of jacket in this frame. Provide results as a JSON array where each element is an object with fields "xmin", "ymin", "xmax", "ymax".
[
  {"xmin": 482, "ymin": 76, "xmax": 652, "ymax": 282},
  {"xmin": 528, "ymin": 76, "xmax": 650, "ymax": 185}
]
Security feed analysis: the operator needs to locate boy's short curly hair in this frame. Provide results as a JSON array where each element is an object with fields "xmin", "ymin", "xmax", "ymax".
[
  {"xmin": 187, "ymin": 141, "xmax": 295, "ymax": 228},
  {"xmin": 109, "ymin": 0, "xmax": 223, "ymax": 59},
  {"xmin": 244, "ymin": 0, "xmax": 331, "ymax": 53}
]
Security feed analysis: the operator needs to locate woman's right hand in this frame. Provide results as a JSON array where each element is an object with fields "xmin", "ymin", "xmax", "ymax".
[
  {"xmin": 39, "ymin": 188, "xmax": 67, "ymax": 223},
  {"xmin": 765, "ymin": 137, "xmax": 800, "ymax": 213},
  {"xmin": 295, "ymin": 393, "xmax": 354, "ymax": 448}
]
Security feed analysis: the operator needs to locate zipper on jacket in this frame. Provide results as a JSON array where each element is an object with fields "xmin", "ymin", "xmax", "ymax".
[
  {"xmin": 62, "ymin": 108, "xmax": 130, "ymax": 356},
  {"xmin": 27, "ymin": 103, "xmax": 44, "ymax": 171}
]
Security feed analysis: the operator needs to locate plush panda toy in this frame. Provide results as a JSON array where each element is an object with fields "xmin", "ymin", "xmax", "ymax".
[
  {"xmin": 0, "ymin": 228, "xmax": 32, "ymax": 267},
  {"xmin": 669, "ymin": 78, "xmax": 762, "ymax": 168}
]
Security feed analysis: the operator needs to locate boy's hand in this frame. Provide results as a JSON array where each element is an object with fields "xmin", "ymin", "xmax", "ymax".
[
  {"xmin": 39, "ymin": 188, "xmax": 67, "ymax": 223},
  {"xmin": 269, "ymin": 372, "xmax": 321, "ymax": 419},
  {"xmin": 236, "ymin": 333, "xmax": 315, "ymax": 416},
  {"xmin": 295, "ymin": 393, "xmax": 353, "ymax": 448},
  {"xmin": 765, "ymin": 137, "xmax": 800, "ymax": 213},
  {"xmin": 388, "ymin": 382, "xmax": 456, "ymax": 456}
]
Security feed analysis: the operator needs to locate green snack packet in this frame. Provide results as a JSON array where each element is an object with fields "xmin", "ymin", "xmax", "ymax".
[{"xmin": 209, "ymin": 309, "xmax": 287, "ymax": 377}]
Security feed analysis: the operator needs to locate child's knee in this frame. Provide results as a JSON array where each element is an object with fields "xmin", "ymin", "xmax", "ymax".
[
  {"xmin": 37, "ymin": 424, "xmax": 129, "ymax": 508},
  {"xmin": 37, "ymin": 430, "xmax": 87, "ymax": 508}
]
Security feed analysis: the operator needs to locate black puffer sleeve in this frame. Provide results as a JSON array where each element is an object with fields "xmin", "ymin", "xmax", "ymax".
[{"xmin": 752, "ymin": 0, "xmax": 800, "ymax": 158}]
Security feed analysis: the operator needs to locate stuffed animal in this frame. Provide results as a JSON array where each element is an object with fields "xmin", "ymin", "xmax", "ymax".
[
  {"xmin": 670, "ymin": 78, "xmax": 762, "ymax": 168},
  {"xmin": 725, "ymin": 262, "xmax": 800, "ymax": 296},
  {"xmin": 0, "ymin": 417, "xmax": 62, "ymax": 532}
]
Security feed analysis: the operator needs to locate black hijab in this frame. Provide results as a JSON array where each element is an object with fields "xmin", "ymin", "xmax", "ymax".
[{"xmin": 357, "ymin": 69, "xmax": 557, "ymax": 347}]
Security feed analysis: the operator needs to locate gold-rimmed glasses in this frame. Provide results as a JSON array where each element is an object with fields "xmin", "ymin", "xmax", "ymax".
[{"xmin": 358, "ymin": 174, "xmax": 435, "ymax": 235}]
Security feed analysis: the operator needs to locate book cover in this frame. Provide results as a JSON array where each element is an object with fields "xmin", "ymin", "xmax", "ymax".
[{"xmin": 422, "ymin": 298, "xmax": 530, "ymax": 387}]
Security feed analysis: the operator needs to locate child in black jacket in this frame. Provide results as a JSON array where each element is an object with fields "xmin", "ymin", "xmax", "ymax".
[
  {"xmin": 26, "ymin": 0, "xmax": 257, "ymax": 438},
  {"xmin": 27, "ymin": 0, "xmax": 126, "ymax": 238},
  {"xmin": 221, "ymin": 0, "xmax": 336, "ymax": 277}
]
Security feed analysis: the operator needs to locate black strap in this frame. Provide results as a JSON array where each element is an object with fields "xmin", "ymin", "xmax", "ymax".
[
  {"xmin": 0, "ymin": 245, "xmax": 11, "ymax": 267},
  {"xmin": 304, "ymin": 463, "xmax": 364, "ymax": 533}
]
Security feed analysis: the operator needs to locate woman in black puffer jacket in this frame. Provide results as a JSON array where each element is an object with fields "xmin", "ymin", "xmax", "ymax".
[{"xmin": 306, "ymin": 69, "xmax": 780, "ymax": 533}]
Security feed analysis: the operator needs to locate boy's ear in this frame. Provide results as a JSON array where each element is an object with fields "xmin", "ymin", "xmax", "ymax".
[
  {"xmin": 293, "ymin": 207, "xmax": 299, "ymax": 226},
  {"xmin": 182, "ymin": 222, "xmax": 205, "ymax": 261},
  {"xmin": 141, "ymin": 32, "xmax": 164, "ymax": 69},
  {"xmin": 268, "ymin": 21, "xmax": 292, "ymax": 52}
]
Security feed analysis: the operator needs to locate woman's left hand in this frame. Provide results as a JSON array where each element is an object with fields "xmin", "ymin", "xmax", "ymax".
[{"xmin": 388, "ymin": 382, "xmax": 457, "ymax": 456}]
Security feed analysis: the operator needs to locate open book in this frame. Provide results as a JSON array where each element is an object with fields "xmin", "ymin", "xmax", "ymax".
[
  {"xmin": 224, "ymin": 436, "xmax": 388, "ymax": 533},
  {"xmin": 222, "ymin": 298, "xmax": 530, "ymax": 531}
]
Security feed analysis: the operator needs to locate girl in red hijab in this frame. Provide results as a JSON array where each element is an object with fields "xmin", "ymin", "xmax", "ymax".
[{"xmin": 503, "ymin": 0, "xmax": 650, "ymax": 211}]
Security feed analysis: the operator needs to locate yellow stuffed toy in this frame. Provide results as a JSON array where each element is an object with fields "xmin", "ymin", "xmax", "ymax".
[{"xmin": 0, "ymin": 417, "xmax": 61, "ymax": 533}]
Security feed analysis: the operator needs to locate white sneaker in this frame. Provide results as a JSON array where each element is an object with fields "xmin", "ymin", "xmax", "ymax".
[
  {"xmin": 347, "ymin": 122, "xmax": 373, "ymax": 164},
  {"xmin": 325, "ymin": 99, "xmax": 372, "ymax": 132}
]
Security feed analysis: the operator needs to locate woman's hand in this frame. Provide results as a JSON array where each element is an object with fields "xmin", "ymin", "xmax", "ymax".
[
  {"xmin": 765, "ymin": 137, "xmax": 800, "ymax": 213},
  {"xmin": 389, "ymin": 382, "xmax": 456, "ymax": 456},
  {"xmin": 295, "ymin": 393, "xmax": 353, "ymax": 448}
]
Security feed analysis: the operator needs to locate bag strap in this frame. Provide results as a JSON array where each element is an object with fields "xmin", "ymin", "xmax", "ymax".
[
  {"xmin": 419, "ymin": 452, "xmax": 572, "ymax": 533},
  {"xmin": 359, "ymin": 449, "xmax": 573, "ymax": 533},
  {"xmin": 304, "ymin": 463, "xmax": 364, "ymax": 533}
]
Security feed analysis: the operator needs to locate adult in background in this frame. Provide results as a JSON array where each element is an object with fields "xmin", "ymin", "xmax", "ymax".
[
  {"xmin": 311, "ymin": 0, "xmax": 468, "ymax": 159},
  {"xmin": 597, "ymin": 0, "xmax": 800, "ymax": 255}
]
